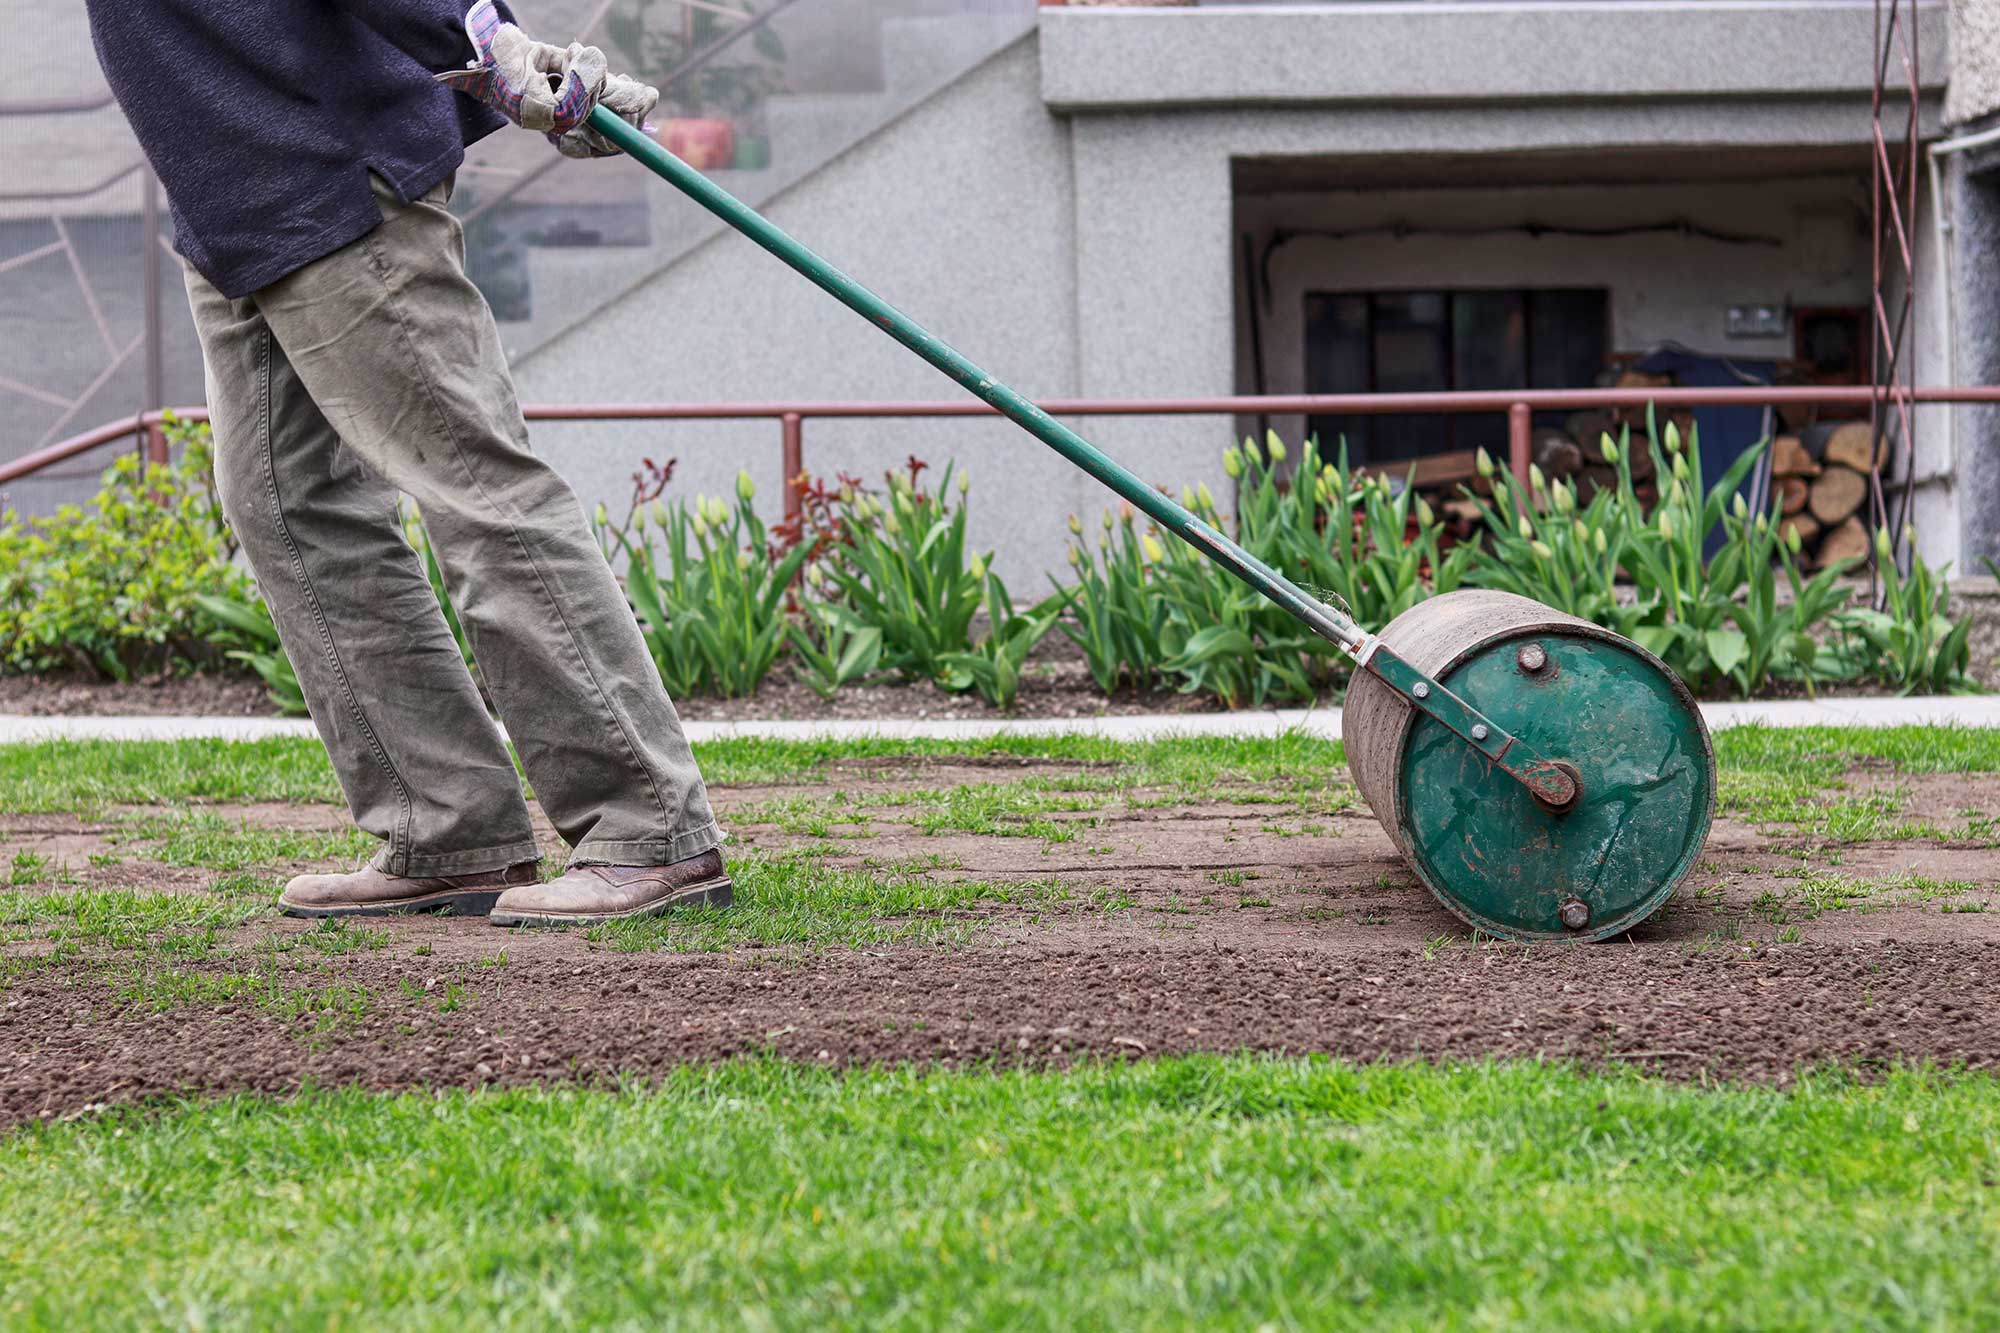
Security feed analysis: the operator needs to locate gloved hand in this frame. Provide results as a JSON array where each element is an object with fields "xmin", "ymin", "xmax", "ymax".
[
  {"xmin": 548, "ymin": 72, "xmax": 660, "ymax": 159},
  {"xmin": 435, "ymin": 0, "xmax": 608, "ymax": 139}
]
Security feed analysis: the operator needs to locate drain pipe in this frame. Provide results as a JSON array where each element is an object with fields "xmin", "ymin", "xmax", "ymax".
[{"xmin": 1926, "ymin": 121, "xmax": 2000, "ymax": 485}]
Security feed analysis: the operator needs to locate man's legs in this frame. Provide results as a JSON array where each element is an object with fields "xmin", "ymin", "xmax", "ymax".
[
  {"xmin": 246, "ymin": 176, "xmax": 722, "ymax": 878},
  {"xmin": 185, "ymin": 266, "xmax": 543, "ymax": 891}
]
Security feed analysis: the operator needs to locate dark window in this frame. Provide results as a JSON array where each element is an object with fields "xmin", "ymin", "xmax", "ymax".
[{"xmin": 1304, "ymin": 288, "xmax": 1609, "ymax": 464}]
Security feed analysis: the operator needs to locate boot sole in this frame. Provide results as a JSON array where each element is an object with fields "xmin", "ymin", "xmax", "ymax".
[
  {"xmin": 279, "ymin": 887, "xmax": 508, "ymax": 920},
  {"xmin": 488, "ymin": 876, "xmax": 734, "ymax": 929}
]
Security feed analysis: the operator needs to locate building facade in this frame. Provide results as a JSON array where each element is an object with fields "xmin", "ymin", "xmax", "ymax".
[{"xmin": 4, "ymin": 0, "xmax": 1993, "ymax": 587}]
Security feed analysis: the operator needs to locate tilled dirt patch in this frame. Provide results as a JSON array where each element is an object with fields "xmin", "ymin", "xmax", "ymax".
[
  {"xmin": 8, "ymin": 939, "xmax": 2000, "ymax": 1124},
  {"xmin": 2, "ymin": 765, "xmax": 1998, "ymax": 1124}
]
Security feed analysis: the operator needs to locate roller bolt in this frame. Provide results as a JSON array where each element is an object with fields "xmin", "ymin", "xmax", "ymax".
[
  {"xmin": 1412, "ymin": 682, "xmax": 1430, "ymax": 700},
  {"xmin": 1471, "ymin": 724, "xmax": 1489, "ymax": 741},
  {"xmin": 1558, "ymin": 897, "xmax": 1591, "ymax": 931},
  {"xmin": 1517, "ymin": 643, "xmax": 1549, "ymax": 674}
]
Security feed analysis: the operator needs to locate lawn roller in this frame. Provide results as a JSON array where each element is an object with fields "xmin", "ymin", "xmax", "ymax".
[{"xmin": 587, "ymin": 107, "xmax": 1715, "ymax": 942}]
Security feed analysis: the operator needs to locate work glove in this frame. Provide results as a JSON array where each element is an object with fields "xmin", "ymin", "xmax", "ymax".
[
  {"xmin": 549, "ymin": 73, "xmax": 660, "ymax": 159},
  {"xmin": 436, "ymin": 0, "xmax": 613, "ymax": 141}
]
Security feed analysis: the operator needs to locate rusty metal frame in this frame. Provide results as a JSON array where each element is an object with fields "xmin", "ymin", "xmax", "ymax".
[
  {"xmin": 1870, "ymin": 0, "xmax": 1922, "ymax": 571},
  {"xmin": 16, "ymin": 386, "xmax": 2000, "ymax": 528}
]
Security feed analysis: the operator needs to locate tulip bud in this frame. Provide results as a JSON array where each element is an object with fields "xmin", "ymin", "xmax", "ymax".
[
  {"xmin": 1667, "ymin": 480, "xmax": 1685, "ymax": 509},
  {"xmin": 691, "ymin": 514, "xmax": 708, "ymax": 541},
  {"xmin": 650, "ymin": 501, "xmax": 669, "ymax": 529},
  {"xmin": 1067, "ymin": 545, "xmax": 1083, "ymax": 569},
  {"xmin": 632, "ymin": 506, "xmax": 648, "ymax": 532},
  {"xmin": 1874, "ymin": 525, "xmax": 1892, "ymax": 561},
  {"xmin": 1594, "ymin": 528, "xmax": 1608, "ymax": 555},
  {"xmin": 1600, "ymin": 434, "xmax": 1620, "ymax": 464},
  {"xmin": 1182, "ymin": 485, "xmax": 1197, "ymax": 508},
  {"xmin": 1476, "ymin": 448, "xmax": 1495, "ymax": 479},
  {"xmin": 838, "ymin": 485, "xmax": 855, "ymax": 505},
  {"xmin": 1517, "ymin": 515, "xmax": 1534, "ymax": 541},
  {"xmin": 1314, "ymin": 479, "xmax": 1331, "ymax": 506},
  {"xmin": 1119, "ymin": 502, "xmax": 1135, "ymax": 526},
  {"xmin": 1244, "ymin": 437, "xmax": 1264, "ymax": 466},
  {"xmin": 1102, "ymin": 510, "xmax": 1115, "ymax": 533},
  {"xmin": 883, "ymin": 509, "xmax": 901, "ymax": 537},
  {"xmin": 1197, "ymin": 482, "xmax": 1216, "ymax": 511},
  {"xmin": 1265, "ymin": 433, "xmax": 1287, "ymax": 463},
  {"xmin": 737, "ymin": 470, "xmax": 756, "ymax": 503},
  {"xmin": 1755, "ymin": 513, "xmax": 1769, "ymax": 535},
  {"xmin": 1664, "ymin": 420, "xmax": 1682, "ymax": 454},
  {"xmin": 1658, "ymin": 511, "xmax": 1674, "ymax": 540},
  {"xmin": 806, "ymin": 562, "xmax": 826, "ymax": 589},
  {"xmin": 1415, "ymin": 497, "xmax": 1434, "ymax": 528},
  {"xmin": 1223, "ymin": 446, "xmax": 1244, "ymax": 479},
  {"xmin": 1786, "ymin": 524, "xmax": 1803, "ymax": 554},
  {"xmin": 1142, "ymin": 535, "xmax": 1164, "ymax": 562},
  {"xmin": 1531, "ymin": 540, "xmax": 1554, "ymax": 561},
  {"xmin": 1529, "ymin": 463, "xmax": 1546, "ymax": 493},
  {"xmin": 736, "ymin": 550, "xmax": 752, "ymax": 572},
  {"xmin": 1572, "ymin": 520, "xmax": 1589, "ymax": 546},
  {"xmin": 1552, "ymin": 483, "xmax": 1574, "ymax": 515},
  {"xmin": 1732, "ymin": 493, "xmax": 1748, "ymax": 520},
  {"xmin": 969, "ymin": 553, "xmax": 988, "ymax": 581},
  {"xmin": 593, "ymin": 502, "xmax": 609, "ymax": 528},
  {"xmin": 1671, "ymin": 453, "xmax": 1689, "ymax": 484},
  {"xmin": 1068, "ymin": 514, "xmax": 1083, "ymax": 536},
  {"xmin": 958, "ymin": 472, "xmax": 970, "ymax": 496}
]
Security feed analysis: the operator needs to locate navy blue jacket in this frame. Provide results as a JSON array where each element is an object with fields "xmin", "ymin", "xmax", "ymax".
[{"xmin": 86, "ymin": 1, "xmax": 516, "ymax": 298}]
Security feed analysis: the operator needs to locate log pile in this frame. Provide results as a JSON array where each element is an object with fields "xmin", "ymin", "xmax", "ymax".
[{"xmin": 1771, "ymin": 420, "xmax": 1882, "ymax": 567}]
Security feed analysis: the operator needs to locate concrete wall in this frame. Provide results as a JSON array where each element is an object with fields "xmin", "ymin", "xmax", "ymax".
[
  {"xmin": 1042, "ymin": 0, "xmax": 1950, "ymax": 111},
  {"xmin": 1948, "ymin": 0, "xmax": 2000, "ymax": 125},
  {"xmin": 1237, "ymin": 175, "xmax": 1874, "ymax": 447}
]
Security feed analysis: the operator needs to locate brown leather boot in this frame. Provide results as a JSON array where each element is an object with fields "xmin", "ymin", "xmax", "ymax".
[
  {"xmin": 279, "ymin": 861, "xmax": 540, "ymax": 919},
  {"xmin": 488, "ymin": 849, "xmax": 732, "ymax": 928}
]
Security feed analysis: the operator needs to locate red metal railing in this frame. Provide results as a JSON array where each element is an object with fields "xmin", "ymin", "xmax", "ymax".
[{"xmin": 9, "ymin": 386, "xmax": 1999, "ymax": 527}]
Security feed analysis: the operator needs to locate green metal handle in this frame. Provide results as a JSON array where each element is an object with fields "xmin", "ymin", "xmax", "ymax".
[{"xmin": 587, "ymin": 108, "xmax": 1577, "ymax": 809}]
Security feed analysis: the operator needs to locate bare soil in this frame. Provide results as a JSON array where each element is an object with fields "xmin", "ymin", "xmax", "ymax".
[{"xmin": 3, "ymin": 763, "xmax": 1999, "ymax": 1124}]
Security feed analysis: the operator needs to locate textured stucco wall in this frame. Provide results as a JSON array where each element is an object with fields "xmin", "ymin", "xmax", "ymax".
[{"xmin": 1948, "ymin": 0, "xmax": 2000, "ymax": 125}]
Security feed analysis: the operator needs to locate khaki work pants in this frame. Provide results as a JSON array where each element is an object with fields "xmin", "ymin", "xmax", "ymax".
[{"xmin": 184, "ymin": 174, "xmax": 720, "ymax": 876}]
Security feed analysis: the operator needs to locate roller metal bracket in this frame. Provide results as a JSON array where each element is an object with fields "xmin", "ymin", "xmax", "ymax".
[
  {"xmin": 1358, "ymin": 639, "xmax": 1580, "ymax": 809},
  {"xmin": 587, "ymin": 106, "xmax": 1578, "ymax": 809}
]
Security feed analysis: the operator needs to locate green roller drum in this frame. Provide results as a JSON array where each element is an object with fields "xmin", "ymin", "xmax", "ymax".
[
  {"xmin": 588, "ymin": 108, "xmax": 1713, "ymax": 942},
  {"xmin": 1345, "ymin": 590, "xmax": 1715, "ymax": 941}
]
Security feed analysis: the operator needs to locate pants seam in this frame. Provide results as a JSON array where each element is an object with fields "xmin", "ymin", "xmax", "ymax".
[
  {"xmin": 568, "ymin": 821, "xmax": 724, "ymax": 869},
  {"xmin": 356, "ymin": 226, "xmax": 677, "ymax": 839},
  {"xmin": 399, "ymin": 838, "xmax": 543, "ymax": 878},
  {"xmin": 253, "ymin": 325, "xmax": 418, "ymax": 870}
]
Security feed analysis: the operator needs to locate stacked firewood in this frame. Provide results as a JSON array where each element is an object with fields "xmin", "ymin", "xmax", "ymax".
[{"xmin": 1769, "ymin": 421, "xmax": 1883, "ymax": 568}]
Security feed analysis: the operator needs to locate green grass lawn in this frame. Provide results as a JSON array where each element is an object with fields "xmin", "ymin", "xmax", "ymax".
[
  {"xmin": 1, "ymin": 1057, "xmax": 1996, "ymax": 1330},
  {"xmin": 5, "ymin": 722, "xmax": 1996, "ymax": 816}
]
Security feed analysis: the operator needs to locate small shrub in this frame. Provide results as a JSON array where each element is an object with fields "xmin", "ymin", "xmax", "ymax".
[
  {"xmin": 939, "ymin": 558, "xmax": 1064, "ymax": 710},
  {"xmin": 813, "ymin": 458, "xmax": 985, "ymax": 686},
  {"xmin": 1825, "ymin": 528, "xmax": 1977, "ymax": 694},
  {"xmin": 0, "ymin": 415, "xmax": 251, "ymax": 679},
  {"xmin": 597, "ymin": 471, "xmax": 809, "ymax": 699}
]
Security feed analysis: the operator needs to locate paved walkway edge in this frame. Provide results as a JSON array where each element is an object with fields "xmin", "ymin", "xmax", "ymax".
[{"xmin": 0, "ymin": 695, "xmax": 1994, "ymax": 744}]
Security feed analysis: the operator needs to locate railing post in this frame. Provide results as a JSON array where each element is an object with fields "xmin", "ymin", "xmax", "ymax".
[
  {"xmin": 143, "ymin": 418, "xmax": 170, "ymax": 466},
  {"xmin": 781, "ymin": 411, "xmax": 804, "ymax": 528},
  {"xmin": 1508, "ymin": 401, "xmax": 1532, "ymax": 486}
]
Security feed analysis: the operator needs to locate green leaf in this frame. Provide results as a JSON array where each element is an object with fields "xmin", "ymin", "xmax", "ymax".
[{"xmin": 1704, "ymin": 627, "xmax": 1750, "ymax": 677}]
